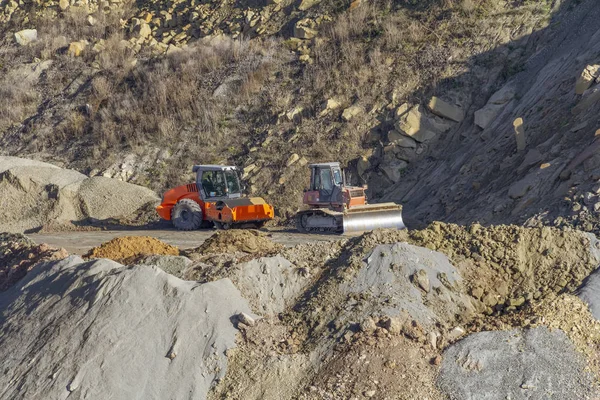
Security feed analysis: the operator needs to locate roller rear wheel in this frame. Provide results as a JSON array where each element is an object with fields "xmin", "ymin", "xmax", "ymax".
[{"xmin": 171, "ymin": 199, "xmax": 203, "ymax": 230}]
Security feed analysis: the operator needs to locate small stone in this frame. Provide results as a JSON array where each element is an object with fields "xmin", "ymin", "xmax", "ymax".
[
  {"xmin": 483, "ymin": 293, "xmax": 498, "ymax": 307},
  {"xmin": 474, "ymin": 103, "xmax": 505, "ymax": 129},
  {"xmin": 380, "ymin": 316, "xmax": 402, "ymax": 334},
  {"xmin": 243, "ymin": 163, "xmax": 256, "ymax": 175},
  {"xmin": 286, "ymin": 153, "xmax": 300, "ymax": 167},
  {"xmin": 413, "ymin": 269, "xmax": 430, "ymax": 292},
  {"xmin": 470, "ymin": 287, "xmax": 484, "ymax": 299},
  {"xmin": 320, "ymin": 98, "xmax": 341, "ymax": 116},
  {"xmin": 402, "ymin": 320, "xmax": 425, "ymax": 341},
  {"xmin": 68, "ymin": 41, "xmax": 87, "ymax": 57},
  {"xmin": 359, "ymin": 317, "xmax": 377, "ymax": 333},
  {"xmin": 431, "ymin": 355, "xmax": 442, "ymax": 366},
  {"xmin": 428, "ymin": 331, "xmax": 438, "ymax": 349},
  {"xmin": 59, "ymin": 0, "xmax": 69, "ymax": 10},
  {"xmin": 293, "ymin": 25, "xmax": 317, "ymax": 39},
  {"xmin": 508, "ymin": 179, "xmax": 532, "ymax": 199},
  {"xmin": 513, "ymin": 117, "xmax": 526, "ymax": 151},
  {"xmin": 237, "ymin": 312, "xmax": 255, "ymax": 327},
  {"xmin": 134, "ymin": 22, "xmax": 152, "ymax": 39},
  {"xmin": 298, "ymin": 0, "xmax": 320, "ymax": 11},
  {"xmin": 508, "ymin": 297, "xmax": 526, "ymax": 307},
  {"xmin": 286, "ymin": 106, "xmax": 304, "ymax": 122},
  {"xmin": 388, "ymin": 130, "xmax": 417, "ymax": 148},
  {"xmin": 349, "ymin": 0, "xmax": 361, "ymax": 9},
  {"xmin": 363, "ymin": 390, "xmax": 376, "ymax": 397},
  {"xmin": 342, "ymin": 105, "xmax": 363, "ymax": 121},
  {"xmin": 447, "ymin": 326, "xmax": 465, "ymax": 341},
  {"xmin": 575, "ymin": 65, "xmax": 600, "ymax": 95},
  {"xmin": 14, "ymin": 29, "xmax": 38, "ymax": 46},
  {"xmin": 356, "ymin": 156, "xmax": 370, "ymax": 178}
]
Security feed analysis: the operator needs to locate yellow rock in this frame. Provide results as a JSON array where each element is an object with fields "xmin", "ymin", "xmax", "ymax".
[{"xmin": 68, "ymin": 41, "xmax": 86, "ymax": 57}]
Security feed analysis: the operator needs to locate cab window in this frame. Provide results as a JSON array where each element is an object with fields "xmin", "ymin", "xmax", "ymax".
[
  {"xmin": 332, "ymin": 168, "xmax": 343, "ymax": 186},
  {"xmin": 319, "ymin": 168, "xmax": 333, "ymax": 191},
  {"xmin": 225, "ymin": 170, "xmax": 241, "ymax": 194},
  {"xmin": 201, "ymin": 171, "xmax": 226, "ymax": 198}
]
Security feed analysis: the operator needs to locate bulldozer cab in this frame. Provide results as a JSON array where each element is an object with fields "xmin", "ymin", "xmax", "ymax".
[
  {"xmin": 193, "ymin": 165, "xmax": 242, "ymax": 200},
  {"xmin": 309, "ymin": 163, "xmax": 344, "ymax": 203}
]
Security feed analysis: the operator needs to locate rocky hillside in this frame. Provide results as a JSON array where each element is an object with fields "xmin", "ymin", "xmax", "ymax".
[{"xmin": 1, "ymin": 0, "xmax": 600, "ymax": 228}]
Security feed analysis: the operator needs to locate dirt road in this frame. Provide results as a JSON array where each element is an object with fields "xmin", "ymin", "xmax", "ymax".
[{"xmin": 28, "ymin": 228, "xmax": 342, "ymax": 255}]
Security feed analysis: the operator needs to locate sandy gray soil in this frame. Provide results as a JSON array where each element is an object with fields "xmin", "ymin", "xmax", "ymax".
[{"xmin": 28, "ymin": 228, "xmax": 341, "ymax": 255}]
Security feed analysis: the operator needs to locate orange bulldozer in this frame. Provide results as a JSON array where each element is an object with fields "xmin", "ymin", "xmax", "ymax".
[
  {"xmin": 296, "ymin": 162, "xmax": 405, "ymax": 233},
  {"xmin": 156, "ymin": 165, "xmax": 274, "ymax": 230}
]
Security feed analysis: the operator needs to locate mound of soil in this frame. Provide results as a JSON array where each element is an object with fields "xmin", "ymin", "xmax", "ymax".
[
  {"xmin": 0, "ymin": 233, "xmax": 68, "ymax": 291},
  {"xmin": 191, "ymin": 230, "xmax": 284, "ymax": 255},
  {"xmin": 84, "ymin": 236, "xmax": 179, "ymax": 263},
  {"xmin": 408, "ymin": 223, "xmax": 600, "ymax": 313}
]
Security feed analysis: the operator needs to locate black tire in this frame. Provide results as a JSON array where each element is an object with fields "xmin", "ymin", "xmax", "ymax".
[{"xmin": 171, "ymin": 199, "xmax": 203, "ymax": 230}]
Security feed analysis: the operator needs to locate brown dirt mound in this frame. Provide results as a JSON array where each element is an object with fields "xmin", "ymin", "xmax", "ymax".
[
  {"xmin": 407, "ymin": 223, "xmax": 598, "ymax": 313},
  {"xmin": 192, "ymin": 230, "xmax": 284, "ymax": 255},
  {"xmin": 0, "ymin": 233, "xmax": 69, "ymax": 291},
  {"xmin": 84, "ymin": 236, "xmax": 179, "ymax": 263}
]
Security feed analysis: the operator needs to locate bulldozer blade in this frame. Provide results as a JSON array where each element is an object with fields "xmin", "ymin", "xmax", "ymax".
[{"xmin": 342, "ymin": 208, "xmax": 406, "ymax": 233}]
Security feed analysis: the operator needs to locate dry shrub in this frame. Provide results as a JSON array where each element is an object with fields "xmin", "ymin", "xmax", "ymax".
[
  {"xmin": 97, "ymin": 33, "xmax": 136, "ymax": 73},
  {"xmin": 85, "ymin": 37, "xmax": 283, "ymax": 185},
  {"xmin": 0, "ymin": 73, "xmax": 38, "ymax": 130}
]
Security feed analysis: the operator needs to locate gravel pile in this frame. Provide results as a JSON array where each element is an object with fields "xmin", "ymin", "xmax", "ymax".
[
  {"xmin": 439, "ymin": 327, "xmax": 598, "ymax": 400},
  {"xmin": 0, "ymin": 256, "xmax": 252, "ymax": 400},
  {"xmin": 0, "ymin": 156, "xmax": 159, "ymax": 233}
]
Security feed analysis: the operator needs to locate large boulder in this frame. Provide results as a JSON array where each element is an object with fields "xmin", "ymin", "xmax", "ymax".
[
  {"xmin": 395, "ymin": 105, "xmax": 453, "ymax": 143},
  {"xmin": 427, "ymin": 97, "xmax": 464, "ymax": 122},
  {"xmin": 575, "ymin": 65, "xmax": 600, "ymax": 95},
  {"xmin": 0, "ymin": 256, "xmax": 252, "ymax": 400}
]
